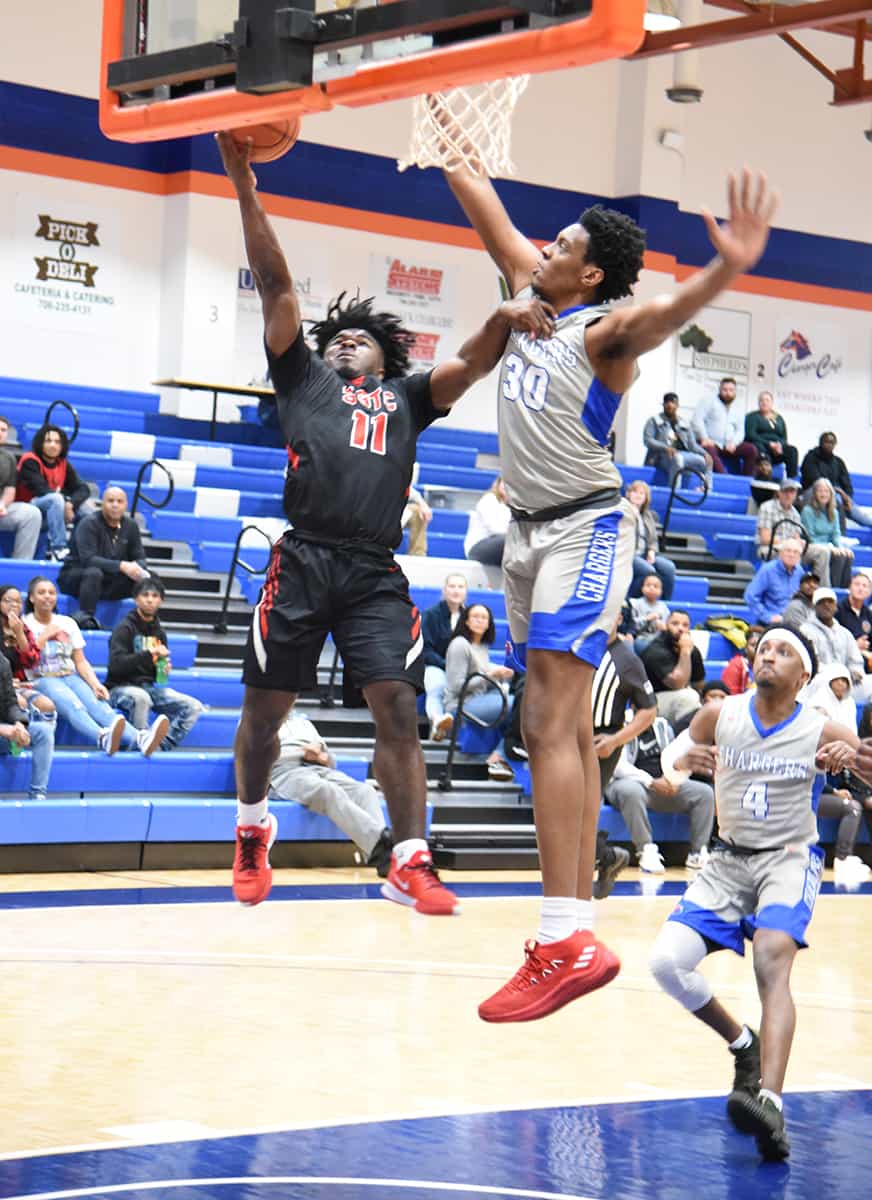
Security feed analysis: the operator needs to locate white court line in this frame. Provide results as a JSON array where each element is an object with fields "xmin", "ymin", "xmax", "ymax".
[{"xmin": 4, "ymin": 1176, "xmax": 593, "ymax": 1200}]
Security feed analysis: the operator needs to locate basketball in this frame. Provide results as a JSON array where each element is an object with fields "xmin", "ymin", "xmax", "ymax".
[{"xmin": 230, "ymin": 118, "xmax": 301, "ymax": 163}]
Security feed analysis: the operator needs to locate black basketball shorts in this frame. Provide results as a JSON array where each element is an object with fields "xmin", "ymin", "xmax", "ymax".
[{"xmin": 242, "ymin": 532, "xmax": 425, "ymax": 694}]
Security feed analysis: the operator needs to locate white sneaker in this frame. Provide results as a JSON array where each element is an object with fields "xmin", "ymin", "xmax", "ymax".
[
  {"xmin": 137, "ymin": 713, "xmax": 170, "ymax": 757},
  {"xmin": 638, "ymin": 842, "xmax": 665, "ymax": 874},
  {"xmin": 50, "ymin": 547, "xmax": 70, "ymax": 562},
  {"xmin": 685, "ymin": 847, "xmax": 710, "ymax": 870},
  {"xmin": 834, "ymin": 855, "xmax": 871, "ymax": 885},
  {"xmin": 97, "ymin": 714, "xmax": 125, "ymax": 756}
]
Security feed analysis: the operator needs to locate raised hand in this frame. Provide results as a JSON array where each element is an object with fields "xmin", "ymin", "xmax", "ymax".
[
  {"xmin": 677, "ymin": 743, "xmax": 719, "ymax": 778},
  {"xmin": 701, "ymin": 168, "xmax": 779, "ymax": 275},
  {"xmin": 215, "ymin": 130, "xmax": 257, "ymax": 194}
]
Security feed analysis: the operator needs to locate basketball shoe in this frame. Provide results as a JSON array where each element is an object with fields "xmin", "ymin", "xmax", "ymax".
[
  {"xmin": 232, "ymin": 813, "xmax": 278, "ymax": 906},
  {"xmin": 726, "ymin": 1091, "xmax": 790, "ymax": 1161},
  {"xmin": 479, "ymin": 930, "xmax": 620, "ymax": 1023},
  {"xmin": 727, "ymin": 1028, "xmax": 761, "ymax": 1113},
  {"xmin": 381, "ymin": 849, "xmax": 459, "ymax": 915}
]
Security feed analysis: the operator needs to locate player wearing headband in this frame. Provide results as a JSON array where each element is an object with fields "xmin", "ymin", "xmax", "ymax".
[{"xmin": 649, "ymin": 625, "xmax": 871, "ymax": 1161}]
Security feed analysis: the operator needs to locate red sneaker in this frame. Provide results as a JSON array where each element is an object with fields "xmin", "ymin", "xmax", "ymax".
[
  {"xmin": 381, "ymin": 849, "xmax": 460, "ymax": 916},
  {"xmin": 478, "ymin": 930, "xmax": 620, "ymax": 1023},
  {"xmin": 232, "ymin": 813, "xmax": 278, "ymax": 906}
]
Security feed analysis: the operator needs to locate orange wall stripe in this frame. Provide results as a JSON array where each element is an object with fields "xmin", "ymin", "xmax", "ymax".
[{"xmin": 3, "ymin": 145, "xmax": 871, "ymax": 312}]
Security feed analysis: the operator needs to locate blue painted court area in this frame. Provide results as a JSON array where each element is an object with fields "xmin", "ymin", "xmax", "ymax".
[
  {"xmin": 0, "ymin": 878, "xmax": 870, "ymax": 911},
  {"xmin": 1, "ymin": 1091, "xmax": 870, "ymax": 1199}
]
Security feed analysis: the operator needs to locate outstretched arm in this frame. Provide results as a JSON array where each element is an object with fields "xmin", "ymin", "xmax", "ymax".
[
  {"xmin": 586, "ymin": 169, "xmax": 779, "ymax": 386},
  {"xmin": 430, "ymin": 296, "xmax": 557, "ymax": 412},
  {"xmin": 216, "ymin": 131, "xmax": 300, "ymax": 358},
  {"xmin": 443, "ymin": 166, "xmax": 540, "ymax": 296}
]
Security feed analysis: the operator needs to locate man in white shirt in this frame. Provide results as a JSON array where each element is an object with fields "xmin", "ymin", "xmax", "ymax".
[{"xmin": 691, "ymin": 378, "xmax": 758, "ymax": 476}]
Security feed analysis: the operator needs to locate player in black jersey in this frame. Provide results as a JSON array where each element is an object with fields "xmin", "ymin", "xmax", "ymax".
[{"xmin": 217, "ymin": 131, "xmax": 556, "ymax": 914}]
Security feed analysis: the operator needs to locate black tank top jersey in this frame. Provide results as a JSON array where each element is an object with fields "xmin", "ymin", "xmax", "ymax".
[{"xmin": 267, "ymin": 331, "xmax": 444, "ymax": 549}]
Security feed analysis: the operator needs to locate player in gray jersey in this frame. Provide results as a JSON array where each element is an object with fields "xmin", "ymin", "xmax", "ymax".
[
  {"xmin": 650, "ymin": 626, "xmax": 871, "ymax": 1160},
  {"xmin": 443, "ymin": 135, "xmax": 779, "ymax": 1024}
]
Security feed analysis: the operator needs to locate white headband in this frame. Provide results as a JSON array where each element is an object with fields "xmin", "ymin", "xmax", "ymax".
[{"xmin": 756, "ymin": 628, "xmax": 813, "ymax": 678}]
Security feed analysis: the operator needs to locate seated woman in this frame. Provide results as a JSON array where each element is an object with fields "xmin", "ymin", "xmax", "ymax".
[
  {"xmin": 0, "ymin": 584, "xmax": 56, "ymax": 721},
  {"xmin": 625, "ymin": 479, "xmax": 676, "ymax": 600},
  {"xmin": 442, "ymin": 603, "xmax": 515, "ymax": 781},
  {"xmin": 22, "ymin": 576, "xmax": 168, "ymax": 756},
  {"xmin": 744, "ymin": 390, "xmax": 798, "ymax": 479},
  {"xmin": 464, "ymin": 477, "xmax": 511, "ymax": 567},
  {"xmin": 14, "ymin": 424, "xmax": 96, "ymax": 561},
  {"xmin": 801, "ymin": 477, "xmax": 854, "ymax": 588}
]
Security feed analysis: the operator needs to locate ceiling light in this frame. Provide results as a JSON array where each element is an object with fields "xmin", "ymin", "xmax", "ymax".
[{"xmin": 644, "ymin": 1, "xmax": 681, "ymax": 33}]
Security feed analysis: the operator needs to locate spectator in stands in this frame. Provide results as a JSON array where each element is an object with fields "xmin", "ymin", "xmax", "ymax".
[
  {"xmin": 105, "ymin": 578, "xmax": 203, "ymax": 751},
  {"xmin": 800, "ymin": 431, "xmax": 854, "ymax": 517},
  {"xmin": 401, "ymin": 463, "xmax": 431, "ymax": 556},
  {"xmin": 15, "ymin": 424, "xmax": 93, "ymax": 561},
  {"xmin": 690, "ymin": 376, "xmax": 758, "ymax": 475},
  {"xmin": 0, "ymin": 652, "xmax": 54, "ymax": 801},
  {"xmin": 443, "ymin": 602, "xmax": 515, "ymax": 781},
  {"xmin": 755, "ymin": 477, "xmax": 834, "ymax": 583},
  {"xmin": 58, "ymin": 486, "xmax": 151, "ymax": 630},
  {"xmin": 268, "ymin": 710, "xmax": 393, "ymax": 878},
  {"xmin": 629, "ymin": 573, "xmax": 670, "ymax": 650},
  {"xmin": 640, "ymin": 608, "xmax": 705, "ymax": 729},
  {"xmin": 464, "ymin": 477, "xmax": 511, "ymax": 566},
  {"xmin": 604, "ymin": 715, "xmax": 715, "ymax": 873},
  {"xmin": 700, "ymin": 679, "xmax": 729, "ymax": 706},
  {"xmin": 643, "ymin": 393, "xmax": 712, "ymax": 490},
  {"xmin": 837, "ymin": 572, "xmax": 872, "ymax": 678},
  {"xmin": 743, "ymin": 536, "xmax": 805, "ymax": 625},
  {"xmin": 782, "ymin": 567, "xmax": 821, "ymax": 629},
  {"xmin": 721, "ymin": 626, "xmax": 762, "ymax": 694},
  {"xmin": 22, "ymin": 575, "xmax": 168, "ymax": 756},
  {"xmin": 0, "ymin": 416, "xmax": 42, "ymax": 560},
  {"xmin": 801, "ymin": 478, "xmax": 853, "ymax": 588},
  {"xmin": 625, "ymin": 479, "xmax": 676, "ymax": 600},
  {"xmin": 0, "ymin": 585, "xmax": 56, "ymax": 721},
  {"xmin": 749, "ymin": 454, "xmax": 779, "ymax": 511},
  {"xmin": 744, "ymin": 390, "xmax": 798, "ymax": 478},
  {"xmin": 800, "ymin": 586, "xmax": 871, "ymax": 700},
  {"xmin": 422, "ymin": 572, "xmax": 468, "ymax": 742}
]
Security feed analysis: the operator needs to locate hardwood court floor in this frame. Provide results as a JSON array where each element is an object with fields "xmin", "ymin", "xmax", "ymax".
[{"xmin": 0, "ymin": 868, "xmax": 869, "ymax": 1159}]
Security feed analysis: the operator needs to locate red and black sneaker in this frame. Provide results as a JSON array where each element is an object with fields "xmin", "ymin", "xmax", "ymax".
[
  {"xmin": 232, "ymin": 813, "xmax": 278, "ymax": 906},
  {"xmin": 479, "ymin": 929, "xmax": 620, "ymax": 1023},
  {"xmin": 381, "ymin": 849, "xmax": 460, "ymax": 916}
]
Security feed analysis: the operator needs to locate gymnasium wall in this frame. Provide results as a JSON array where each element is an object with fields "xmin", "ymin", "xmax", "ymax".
[{"xmin": 1, "ymin": 3, "xmax": 870, "ymax": 458}]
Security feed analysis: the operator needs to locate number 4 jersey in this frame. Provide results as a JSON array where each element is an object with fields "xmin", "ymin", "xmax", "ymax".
[
  {"xmin": 498, "ymin": 290, "xmax": 624, "ymax": 514},
  {"xmin": 266, "ymin": 331, "xmax": 444, "ymax": 548},
  {"xmin": 714, "ymin": 692, "xmax": 826, "ymax": 848}
]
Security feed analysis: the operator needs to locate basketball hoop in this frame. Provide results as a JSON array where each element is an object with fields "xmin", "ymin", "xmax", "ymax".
[{"xmin": 397, "ymin": 78, "xmax": 529, "ymax": 178}]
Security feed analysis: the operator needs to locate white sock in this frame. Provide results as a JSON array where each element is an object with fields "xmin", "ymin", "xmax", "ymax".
[
  {"xmin": 729, "ymin": 1025, "xmax": 753, "ymax": 1051},
  {"xmin": 577, "ymin": 899, "xmax": 594, "ymax": 932},
  {"xmin": 759, "ymin": 1088, "xmax": 783, "ymax": 1111},
  {"xmin": 237, "ymin": 798, "xmax": 269, "ymax": 827},
  {"xmin": 392, "ymin": 838, "xmax": 429, "ymax": 868},
  {"xmin": 537, "ymin": 897, "xmax": 579, "ymax": 944}
]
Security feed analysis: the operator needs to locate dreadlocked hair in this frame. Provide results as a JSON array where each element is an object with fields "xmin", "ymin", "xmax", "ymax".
[
  {"xmin": 579, "ymin": 206, "xmax": 646, "ymax": 304},
  {"xmin": 308, "ymin": 292, "xmax": 414, "ymax": 378}
]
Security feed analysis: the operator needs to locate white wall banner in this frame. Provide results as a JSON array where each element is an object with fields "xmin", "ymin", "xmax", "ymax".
[
  {"xmin": 368, "ymin": 252, "xmax": 456, "ymax": 371},
  {"xmin": 772, "ymin": 318, "xmax": 862, "ymax": 453},
  {"xmin": 675, "ymin": 305, "xmax": 751, "ymax": 413}
]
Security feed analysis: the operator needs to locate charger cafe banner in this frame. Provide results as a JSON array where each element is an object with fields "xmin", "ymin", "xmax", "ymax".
[{"xmin": 772, "ymin": 318, "xmax": 860, "ymax": 448}]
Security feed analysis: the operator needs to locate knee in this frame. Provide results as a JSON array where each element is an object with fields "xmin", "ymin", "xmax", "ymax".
[
  {"xmin": 32, "ymin": 695, "xmax": 55, "ymax": 716},
  {"xmin": 370, "ymin": 684, "xmax": 419, "ymax": 741}
]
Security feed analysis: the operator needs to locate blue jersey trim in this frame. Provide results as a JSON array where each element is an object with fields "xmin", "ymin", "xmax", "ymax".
[
  {"xmin": 749, "ymin": 696, "xmax": 802, "ymax": 740},
  {"xmin": 581, "ymin": 376, "xmax": 623, "ymax": 446},
  {"xmin": 557, "ymin": 303, "xmax": 594, "ymax": 320}
]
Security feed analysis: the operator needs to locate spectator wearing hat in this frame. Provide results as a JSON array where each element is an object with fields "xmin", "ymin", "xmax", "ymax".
[
  {"xmin": 700, "ymin": 679, "xmax": 729, "ymax": 706},
  {"xmin": 744, "ymin": 390, "xmax": 798, "ymax": 478},
  {"xmin": 801, "ymin": 587, "xmax": 872, "ymax": 701},
  {"xmin": 643, "ymin": 393, "xmax": 712, "ymax": 490},
  {"xmin": 690, "ymin": 377, "xmax": 758, "ymax": 476},
  {"xmin": 743, "ymin": 537, "xmax": 805, "ymax": 626},
  {"xmin": 837, "ymin": 572, "xmax": 872, "ymax": 678},
  {"xmin": 755, "ymin": 477, "xmax": 833, "ymax": 583},
  {"xmin": 781, "ymin": 568, "xmax": 821, "ymax": 630},
  {"xmin": 105, "ymin": 577, "xmax": 203, "ymax": 751}
]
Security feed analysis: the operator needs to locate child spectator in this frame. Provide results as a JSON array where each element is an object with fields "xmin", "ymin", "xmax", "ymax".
[
  {"xmin": 629, "ymin": 573, "xmax": 670, "ymax": 650},
  {"xmin": 105, "ymin": 577, "xmax": 203, "ymax": 751},
  {"xmin": 721, "ymin": 627, "xmax": 762, "ymax": 695}
]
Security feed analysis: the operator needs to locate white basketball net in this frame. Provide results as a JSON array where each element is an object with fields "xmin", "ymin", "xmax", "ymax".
[{"xmin": 397, "ymin": 78, "xmax": 530, "ymax": 178}]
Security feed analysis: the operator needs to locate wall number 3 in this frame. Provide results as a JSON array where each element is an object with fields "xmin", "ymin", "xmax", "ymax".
[{"xmin": 502, "ymin": 353, "xmax": 551, "ymax": 412}]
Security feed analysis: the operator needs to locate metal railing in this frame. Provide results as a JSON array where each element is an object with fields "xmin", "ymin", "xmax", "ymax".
[
  {"xmin": 43, "ymin": 399, "xmax": 80, "ymax": 446},
  {"xmin": 130, "ymin": 458, "xmax": 175, "ymax": 520},
  {"xmin": 763, "ymin": 516, "xmax": 808, "ymax": 561},
  {"xmin": 437, "ymin": 672, "xmax": 508, "ymax": 792},
  {"xmin": 661, "ymin": 466, "xmax": 710, "ymax": 541},
  {"xmin": 214, "ymin": 525, "xmax": 274, "ymax": 635},
  {"xmin": 320, "ymin": 645, "xmax": 343, "ymax": 708}
]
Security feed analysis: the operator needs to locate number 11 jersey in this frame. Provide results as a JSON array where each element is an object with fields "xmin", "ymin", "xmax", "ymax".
[{"xmin": 267, "ymin": 331, "xmax": 444, "ymax": 549}]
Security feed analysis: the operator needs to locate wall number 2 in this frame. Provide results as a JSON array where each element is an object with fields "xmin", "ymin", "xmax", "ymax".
[{"xmin": 349, "ymin": 410, "xmax": 388, "ymax": 455}]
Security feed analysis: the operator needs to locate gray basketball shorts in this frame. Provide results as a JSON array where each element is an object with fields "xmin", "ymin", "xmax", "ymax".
[
  {"xmin": 667, "ymin": 842, "xmax": 825, "ymax": 954},
  {"xmin": 502, "ymin": 498, "xmax": 635, "ymax": 670}
]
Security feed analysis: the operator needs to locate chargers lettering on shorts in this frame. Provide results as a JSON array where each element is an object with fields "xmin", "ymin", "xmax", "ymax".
[{"xmin": 574, "ymin": 527, "xmax": 617, "ymax": 603}]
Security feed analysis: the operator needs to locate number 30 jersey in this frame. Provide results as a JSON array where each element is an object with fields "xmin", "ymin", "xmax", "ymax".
[
  {"xmin": 498, "ymin": 289, "xmax": 623, "ymax": 514},
  {"xmin": 714, "ymin": 692, "xmax": 826, "ymax": 848},
  {"xmin": 267, "ymin": 331, "xmax": 443, "ymax": 548}
]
